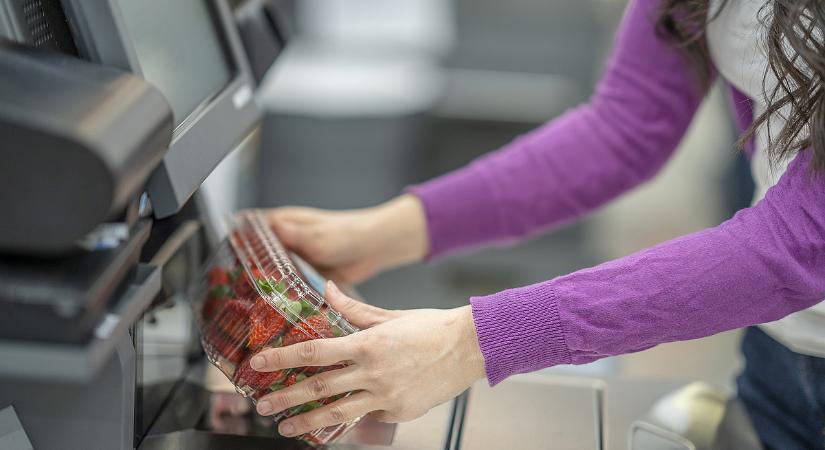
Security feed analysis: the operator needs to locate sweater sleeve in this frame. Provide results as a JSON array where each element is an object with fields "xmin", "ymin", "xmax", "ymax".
[
  {"xmin": 472, "ymin": 149, "xmax": 825, "ymax": 386},
  {"xmin": 407, "ymin": 0, "xmax": 709, "ymax": 259}
]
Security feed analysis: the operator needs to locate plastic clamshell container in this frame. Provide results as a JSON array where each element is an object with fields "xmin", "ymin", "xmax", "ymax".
[{"xmin": 192, "ymin": 210, "xmax": 360, "ymax": 446}]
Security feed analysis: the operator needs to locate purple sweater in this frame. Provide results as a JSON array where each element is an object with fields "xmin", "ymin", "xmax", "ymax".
[{"xmin": 409, "ymin": 0, "xmax": 825, "ymax": 386}]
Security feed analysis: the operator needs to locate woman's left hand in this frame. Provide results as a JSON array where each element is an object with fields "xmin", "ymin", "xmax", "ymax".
[{"xmin": 248, "ymin": 281, "xmax": 486, "ymax": 437}]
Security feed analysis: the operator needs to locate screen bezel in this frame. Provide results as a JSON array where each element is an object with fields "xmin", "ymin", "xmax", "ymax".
[{"xmin": 62, "ymin": 0, "xmax": 261, "ymax": 218}]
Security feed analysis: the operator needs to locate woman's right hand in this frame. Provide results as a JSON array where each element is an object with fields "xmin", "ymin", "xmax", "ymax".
[{"xmin": 266, "ymin": 194, "xmax": 429, "ymax": 285}]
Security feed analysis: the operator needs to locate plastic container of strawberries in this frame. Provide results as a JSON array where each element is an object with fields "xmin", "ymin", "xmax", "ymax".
[{"xmin": 192, "ymin": 210, "xmax": 360, "ymax": 446}]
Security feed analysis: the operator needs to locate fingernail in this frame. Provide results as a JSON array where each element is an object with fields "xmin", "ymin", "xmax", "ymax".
[
  {"xmin": 257, "ymin": 401, "xmax": 272, "ymax": 415},
  {"xmin": 279, "ymin": 421, "xmax": 295, "ymax": 436},
  {"xmin": 327, "ymin": 280, "xmax": 338, "ymax": 295},
  {"xmin": 250, "ymin": 355, "xmax": 266, "ymax": 370}
]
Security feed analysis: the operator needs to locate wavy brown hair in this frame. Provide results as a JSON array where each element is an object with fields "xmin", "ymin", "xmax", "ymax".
[{"xmin": 657, "ymin": 0, "xmax": 825, "ymax": 171}]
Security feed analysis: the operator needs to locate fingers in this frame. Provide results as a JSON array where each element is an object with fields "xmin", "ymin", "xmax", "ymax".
[
  {"xmin": 268, "ymin": 207, "xmax": 325, "ymax": 225},
  {"xmin": 268, "ymin": 208, "xmax": 325, "ymax": 252},
  {"xmin": 250, "ymin": 335, "xmax": 356, "ymax": 372},
  {"xmin": 322, "ymin": 261, "xmax": 378, "ymax": 287},
  {"xmin": 256, "ymin": 366, "xmax": 358, "ymax": 416},
  {"xmin": 325, "ymin": 281, "xmax": 395, "ymax": 329},
  {"xmin": 271, "ymin": 220, "xmax": 311, "ymax": 251},
  {"xmin": 276, "ymin": 391, "xmax": 376, "ymax": 437}
]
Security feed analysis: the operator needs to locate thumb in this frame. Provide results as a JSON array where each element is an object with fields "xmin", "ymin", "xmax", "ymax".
[{"xmin": 325, "ymin": 280, "xmax": 393, "ymax": 329}]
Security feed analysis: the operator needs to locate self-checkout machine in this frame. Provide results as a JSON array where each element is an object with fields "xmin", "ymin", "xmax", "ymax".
[
  {"xmin": 0, "ymin": 0, "xmax": 259, "ymax": 448},
  {"xmin": 0, "ymin": 1, "xmax": 763, "ymax": 449},
  {"xmin": 0, "ymin": 1, "xmax": 462, "ymax": 448},
  {"xmin": 0, "ymin": 2, "xmax": 600, "ymax": 447}
]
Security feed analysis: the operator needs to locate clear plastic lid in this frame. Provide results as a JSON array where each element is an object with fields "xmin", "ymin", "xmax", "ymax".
[{"xmin": 192, "ymin": 210, "xmax": 360, "ymax": 446}]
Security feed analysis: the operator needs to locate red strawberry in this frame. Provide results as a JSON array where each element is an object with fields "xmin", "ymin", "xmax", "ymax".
[
  {"xmin": 214, "ymin": 299, "xmax": 252, "ymax": 342},
  {"xmin": 234, "ymin": 355, "xmax": 287, "ymax": 390},
  {"xmin": 282, "ymin": 315, "xmax": 333, "ymax": 346},
  {"xmin": 208, "ymin": 267, "xmax": 231, "ymax": 286},
  {"xmin": 247, "ymin": 297, "xmax": 290, "ymax": 348},
  {"xmin": 204, "ymin": 330, "xmax": 246, "ymax": 365},
  {"xmin": 298, "ymin": 364, "xmax": 344, "ymax": 380},
  {"xmin": 249, "ymin": 296, "xmax": 274, "ymax": 316},
  {"xmin": 285, "ymin": 372, "xmax": 299, "ymax": 387},
  {"xmin": 202, "ymin": 297, "xmax": 222, "ymax": 321},
  {"xmin": 233, "ymin": 268, "xmax": 263, "ymax": 299},
  {"xmin": 321, "ymin": 392, "xmax": 346, "ymax": 406}
]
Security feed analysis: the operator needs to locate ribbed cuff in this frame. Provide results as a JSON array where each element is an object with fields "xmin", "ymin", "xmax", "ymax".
[
  {"xmin": 470, "ymin": 283, "xmax": 571, "ymax": 386},
  {"xmin": 405, "ymin": 164, "xmax": 504, "ymax": 260}
]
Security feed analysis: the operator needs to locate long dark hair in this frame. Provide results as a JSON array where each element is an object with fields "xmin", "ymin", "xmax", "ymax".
[{"xmin": 657, "ymin": 0, "xmax": 825, "ymax": 171}]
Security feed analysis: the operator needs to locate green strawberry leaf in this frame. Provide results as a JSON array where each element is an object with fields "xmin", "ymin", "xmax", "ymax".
[
  {"xmin": 299, "ymin": 299, "xmax": 316, "ymax": 317},
  {"xmin": 209, "ymin": 284, "xmax": 232, "ymax": 299},
  {"xmin": 288, "ymin": 400, "xmax": 324, "ymax": 416},
  {"xmin": 273, "ymin": 281, "xmax": 288, "ymax": 295},
  {"xmin": 288, "ymin": 404, "xmax": 310, "ymax": 415},
  {"xmin": 228, "ymin": 266, "xmax": 243, "ymax": 282},
  {"xmin": 277, "ymin": 300, "xmax": 303, "ymax": 319},
  {"xmin": 296, "ymin": 372, "xmax": 308, "ymax": 383},
  {"xmin": 304, "ymin": 401, "xmax": 323, "ymax": 411},
  {"xmin": 256, "ymin": 278, "xmax": 275, "ymax": 296}
]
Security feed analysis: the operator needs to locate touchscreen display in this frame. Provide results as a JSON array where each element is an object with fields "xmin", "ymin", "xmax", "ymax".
[{"xmin": 117, "ymin": 0, "xmax": 232, "ymax": 126}]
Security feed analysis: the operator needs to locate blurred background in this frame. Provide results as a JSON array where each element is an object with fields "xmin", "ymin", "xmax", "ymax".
[{"xmin": 228, "ymin": 0, "xmax": 753, "ymax": 419}]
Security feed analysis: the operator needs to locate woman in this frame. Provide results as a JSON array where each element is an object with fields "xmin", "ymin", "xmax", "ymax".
[{"xmin": 247, "ymin": 0, "xmax": 825, "ymax": 448}]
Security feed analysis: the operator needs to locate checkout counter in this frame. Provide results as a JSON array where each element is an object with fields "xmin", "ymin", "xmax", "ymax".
[{"xmin": 0, "ymin": 1, "xmax": 765, "ymax": 449}]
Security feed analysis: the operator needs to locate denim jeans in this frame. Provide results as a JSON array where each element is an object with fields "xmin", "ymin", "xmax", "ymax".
[{"xmin": 737, "ymin": 327, "xmax": 825, "ymax": 450}]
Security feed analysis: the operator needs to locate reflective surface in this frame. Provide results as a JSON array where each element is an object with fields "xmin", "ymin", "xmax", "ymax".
[
  {"xmin": 141, "ymin": 359, "xmax": 643, "ymax": 449},
  {"xmin": 460, "ymin": 375, "xmax": 604, "ymax": 450},
  {"xmin": 139, "ymin": 360, "xmax": 459, "ymax": 449}
]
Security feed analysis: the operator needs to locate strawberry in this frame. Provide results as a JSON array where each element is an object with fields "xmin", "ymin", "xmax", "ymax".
[
  {"xmin": 214, "ymin": 299, "xmax": 252, "ymax": 342},
  {"xmin": 204, "ymin": 330, "xmax": 246, "ymax": 365},
  {"xmin": 248, "ymin": 304, "xmax": 288, "ymax": 348},
  {"xmin": 282, "ymin": 315, "xmax": 333, "ymax": 346},
  {"xmin": 286, "ymin": 288, "xmax": 299, "ymax": 300},
  {"xmin": 233, "ymin": 268, "xmax": 263, "ymax": 299},
  {"xmin": 296, "ymin": 364, "xmax": 343, "ymax": 381},
  {"xmin": 249, "ymin": 296, "xmax": 274, "ymax": 316},
  {"xmin": 234, "ymin": 355, "xmax": 288, "ymax": 390},
  {"xmin": 202, "ymin": 297, "xmax": 222, "ymax": 321},
  {"xmin": 208, "ymin": 267, "xmax": 230, "ymax": 286},
  {"xmin": 285, "ymin": 372, "xmax": 298, "ymax": 387},
  {"xmin": 321, "ymin": 392, "xmax": 346, "ymax": 406},
  {"xmin": 287, "ymin": 400, "xmax": 324, "ymax": 416},
  {"xmin": 284, "ymin": 371, "xmax": 310, "ymax": 387}
]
